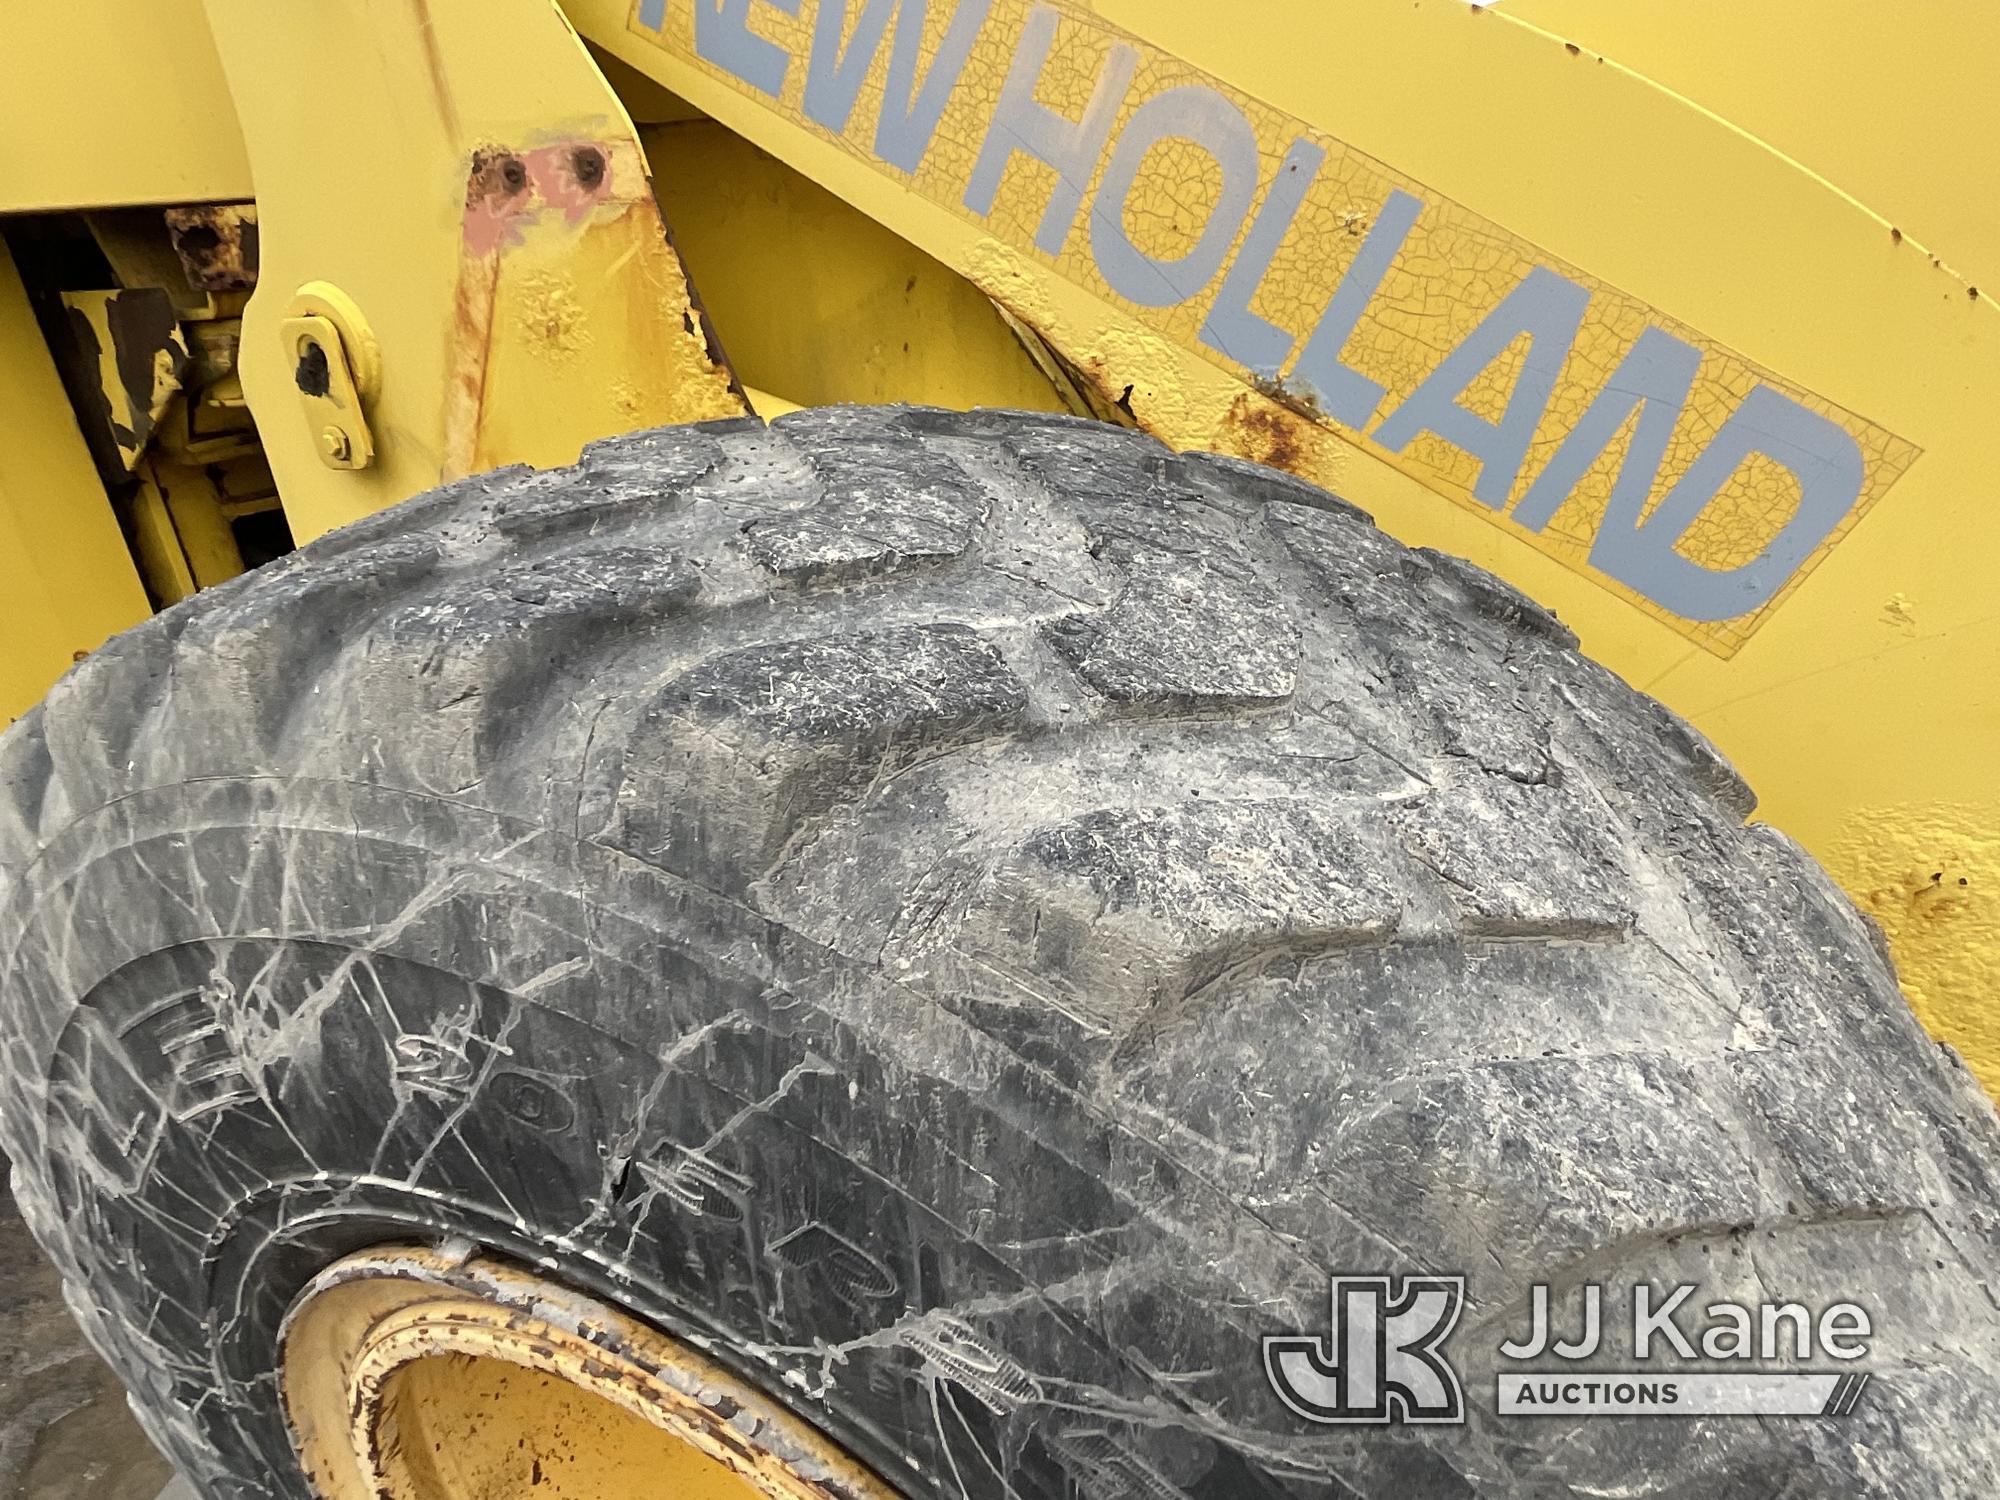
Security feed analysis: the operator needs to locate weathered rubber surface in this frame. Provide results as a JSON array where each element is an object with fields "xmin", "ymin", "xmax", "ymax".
[{"xmin": 1, "ymin": 407, "xmax": 1996, "ymax": 1499}]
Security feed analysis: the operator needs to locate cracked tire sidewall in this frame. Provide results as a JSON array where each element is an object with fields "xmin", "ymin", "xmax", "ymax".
[{"xmin": 1, "ymin": 406, "xmax": 1997, "ymax": 1500}]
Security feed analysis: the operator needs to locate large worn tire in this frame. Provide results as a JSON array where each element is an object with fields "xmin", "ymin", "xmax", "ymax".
[{"xmin": 1, "ymin": 407, "xmax": 1995, "ymax": 1499}]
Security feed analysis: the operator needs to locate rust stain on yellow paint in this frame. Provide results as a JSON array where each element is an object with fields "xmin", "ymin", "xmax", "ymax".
[
  {"xmin": 445, "ymin": 135, "xmax": 743, "ymax": 480},
  {"xmin": 967, "ymin": 237, "xmax": 1352, "ymax": 498}
]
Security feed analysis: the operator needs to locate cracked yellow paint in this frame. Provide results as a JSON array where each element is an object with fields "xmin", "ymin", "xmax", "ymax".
[
  {"xmin": 624, "ymin": 0, "xmax": 1916, "ymax": 659},
  {"xmin": 514, "ymin": 271, "xmax": 594, "ymax": 363}
]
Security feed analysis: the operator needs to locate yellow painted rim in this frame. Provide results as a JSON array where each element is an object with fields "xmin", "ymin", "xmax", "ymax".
[{"xmin": 279, "ymin": 1244, "xmax": 899, "ymax": 1500}]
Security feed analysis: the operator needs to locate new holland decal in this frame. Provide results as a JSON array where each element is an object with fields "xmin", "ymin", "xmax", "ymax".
[{"xmin": 631, "ymin": 0, "xmax": 1918, "ymax": 654}]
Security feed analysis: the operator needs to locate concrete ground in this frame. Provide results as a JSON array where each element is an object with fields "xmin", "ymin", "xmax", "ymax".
[{"xmin": 0, "ymin": 1171, "xmax": 176, "ymax": 1500}]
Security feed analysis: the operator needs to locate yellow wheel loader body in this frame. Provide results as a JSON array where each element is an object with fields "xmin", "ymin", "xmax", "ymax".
[{"xmin": 0, "ymin": 0, "xmax": 1995, "ymax": 1086}]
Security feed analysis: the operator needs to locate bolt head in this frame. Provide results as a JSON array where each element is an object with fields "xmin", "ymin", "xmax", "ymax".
[{"xmin": 320, "ymin": 425, "xmax": 352, "ymax": 462}]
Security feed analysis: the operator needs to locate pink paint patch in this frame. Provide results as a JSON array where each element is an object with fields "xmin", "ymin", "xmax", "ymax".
[
  {"xmin": 527, "ymin": 142, "xmax": 615, "ymax": 227},
  {"xmin": 459, "ymin": 142, "xmax": 614, "ymax": 255},
  {"xmin": 462, "ymin": 149, "xmax": 537, "ymax": 257},
  {"xmin": 462, "ymin": 197, "xmax": 530, "ymax": 257}
]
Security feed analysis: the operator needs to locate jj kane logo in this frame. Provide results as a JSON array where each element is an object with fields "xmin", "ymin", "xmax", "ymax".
[
  {"xmin": 1264, "ymin": 1276, "xmax": 1468, "ymax": 1424},
  {"xmin": 1268, "ymin": 1276, "xmax": 1875, "ymax": 1425}
]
